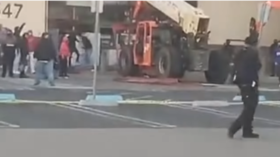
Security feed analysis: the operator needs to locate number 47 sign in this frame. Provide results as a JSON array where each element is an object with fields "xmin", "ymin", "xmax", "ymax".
[{"xmin": 0, "ymin": 3, "xmax": 23, "ymax": 19}]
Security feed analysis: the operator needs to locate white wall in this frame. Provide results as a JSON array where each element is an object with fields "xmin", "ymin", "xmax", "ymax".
[
  {"xmin": 0, "ymin": 1, "xmax": 46, "ymax": 36},
  {"xmin": 199, "ymin": 1, "xmax": 280, "ymax": 46}
]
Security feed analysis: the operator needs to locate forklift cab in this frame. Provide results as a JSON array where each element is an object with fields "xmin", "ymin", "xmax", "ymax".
[{"xmin": 133, "ymin": 21, "xmax": 157, "ymax": 66}]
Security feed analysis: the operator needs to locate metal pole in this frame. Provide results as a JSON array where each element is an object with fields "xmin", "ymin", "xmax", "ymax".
[{"xmin": 92, "ymin": 1, "xmax": 100, "ymax": 99}]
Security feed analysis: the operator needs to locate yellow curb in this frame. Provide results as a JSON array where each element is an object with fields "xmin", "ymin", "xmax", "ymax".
[{"xmin": 118, "ymin": 100, "xmax": 193, "ymax": 105}]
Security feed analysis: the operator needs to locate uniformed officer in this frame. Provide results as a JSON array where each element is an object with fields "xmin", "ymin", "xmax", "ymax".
[{"xmin": 228, "ymin": 37, "xmax": 262, "ymax": 139}]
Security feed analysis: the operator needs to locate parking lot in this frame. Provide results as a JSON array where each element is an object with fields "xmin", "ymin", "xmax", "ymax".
[
  {"xmin": 1, "ymin": 76, "xmax": 280, "ymax": 156},
  {"xmin": 1, "ymin": 102, "xmax": 280, "ymax": 129}
]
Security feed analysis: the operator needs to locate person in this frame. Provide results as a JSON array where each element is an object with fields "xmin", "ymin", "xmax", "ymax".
[
  {"xmin": 34, "ymin": 32, "xmax": 56, "ymax": 86},
  {"xmin": 59, "ymin": 35, "xmax": 71, "ymax": 78},
  {"xmin": 248, "ymin": 17, "xmax": 259, "ymax": 47},
  {"xmin": 68, "ymin": 31, "xmax": 79, "ymax": 67},
  {"xmin": 27, "ymin": 30, "xmax": 37, "ymax": 74},
  {"xmin": 0, "ymin": 24, "xmax": 7, "ymax": 45},
  {"xmin": 274, "ymin": 43, "xmax": 280, "ymax": 86},
  {"xmin": 81, "ymin": 34, "xmax": 93, "ymax": 66},
  {"xmin": 228, "ymin": 37, "xmax": 262, "ymax": 139},
  {"xmin": 18, "ymin": 32, "xmax": 29, "ymax": 78},
  {"xmin": 2, "ymin": 30, "xmax": 17, "ymax": 77},
  {"xmin": 270, "ymin": 39, "xmax": 278, "ymax": 76},
  {"xmin": 13, "ymin": 23, "xmax": 26, "ymax": 75}
]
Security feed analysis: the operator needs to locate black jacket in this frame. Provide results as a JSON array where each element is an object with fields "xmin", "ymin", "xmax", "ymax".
[
  {"xmin": 14, "ymin": 23, "xmax": 25, "ymax": 48},
  {"xmin": 18, "ymin": 36, "xmax": 29, "ymax": 59},
  {"xmin": 233, "ymin": 46, "xmax": 262, "ymax": 85},
  {"xmin": 34, "ymin": 38, "xmax": 56, "ymax": 61},
  {"xmin": 270, "ymin": 42, "xmax": 278, "ymax": 56},
  {"xmin": 68, "ymin": 33, "xmax": 77, "ymax": 49}
]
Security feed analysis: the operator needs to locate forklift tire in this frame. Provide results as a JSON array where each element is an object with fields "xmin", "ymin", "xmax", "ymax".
[
  {"xmin": 205, "ymin": 50, "xmax": 229, "ymax": 84},
  {"xmin": 155, "ymin": 46, "xmax": 184, "ymax": 78},
  {"xmin": 118, "ymin": 47, "xmax": 139, "ymax": 76}
]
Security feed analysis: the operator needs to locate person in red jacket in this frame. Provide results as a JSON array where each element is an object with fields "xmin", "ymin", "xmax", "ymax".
[
  {"xmin": 59, "ymin": 34, "xmax": 71, "ymax": 78},
  {"xmin": 27, "ymin": 30, "xmax": 38, "ymax": 74}
]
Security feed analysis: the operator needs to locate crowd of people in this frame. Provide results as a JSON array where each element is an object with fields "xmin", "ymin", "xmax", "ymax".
[{"xmin": 0, "ymin": 23, "xmax": 93, "ymax": 86}]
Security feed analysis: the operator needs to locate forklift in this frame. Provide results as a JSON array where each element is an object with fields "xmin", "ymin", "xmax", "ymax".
[{"xmin": 112, "ymin": 1, "xmax": 211, "ymax": 78}]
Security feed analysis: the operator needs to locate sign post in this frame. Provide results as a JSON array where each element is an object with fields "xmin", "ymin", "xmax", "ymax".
[
  {"xmin": 79, "ymin": 1, "xmax": 123, "ymax": 106},
  {"xmin": 91, "ymin": 1, "xmax": 103, "ymax": 100},
  {"xmin": 257, "ymin": 2, "xmax": 271, "ymax": 46}
]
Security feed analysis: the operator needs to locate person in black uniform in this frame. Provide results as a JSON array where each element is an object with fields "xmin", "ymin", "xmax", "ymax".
[
  {"xmin": 228, "ymin": 37, "xmax": 262, "ymax": 139},
  {"xmin": 269, "ymin": 39, "xmax": 278, "ymax": 76},
  {"xmin": 2, "ymin": 30, "xmax": 17, "ymax": 78}
]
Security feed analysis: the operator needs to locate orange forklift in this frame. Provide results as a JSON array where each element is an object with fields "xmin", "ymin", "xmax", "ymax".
[{"xmin": 112, "ymin": 1, "xmax": 211, "ymax": 79}]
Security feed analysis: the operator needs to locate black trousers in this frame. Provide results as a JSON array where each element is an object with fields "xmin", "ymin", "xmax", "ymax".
[
  {"xmin": 271, "ymin": 60, "xmax": 275, "ymax": 76},
  {"xmin": 276, "ymin": 64, "xmax": 280, "ymax": 82},
  {"xmin": 2, "ymin": 47, "xmax": 15, "ymax": 77},
  {"xmin": 59, "ymin": 56, "xmax": 68, "ymax": 76},
  {"xmin": 19, "ymin": 53, "xmax": 28, "ymax": 77},
  {"xmin": 229, "ymin": 84, "xmax": 259, "ymax": 134}
]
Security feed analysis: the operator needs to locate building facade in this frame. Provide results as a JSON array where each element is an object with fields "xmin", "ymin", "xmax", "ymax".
[
  {"xmin": 1, "ymin": 1, "xmax": 280, "ymax": 46},
  {"xmin": 199, "ymin": 1, "xmax": 280, "ymax": 46}
]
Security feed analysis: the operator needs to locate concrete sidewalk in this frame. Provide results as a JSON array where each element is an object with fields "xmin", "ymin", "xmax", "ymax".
[
  {"xmin": 0, "ymin": 128, "xmax": 278, "ymax": 157},
  {"xmin": 62, "ymin": 71, "xmax": 280, "ymax": 88}
]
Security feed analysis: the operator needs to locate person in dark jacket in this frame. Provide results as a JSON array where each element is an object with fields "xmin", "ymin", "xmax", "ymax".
[
  {"xmin": 13, "ymin": 23, "xmax": 25, "ymax": 74},
  {"xmin": 1, "ymin": 30, "xmax": 17, "ymax": 77},
  {"xmin": 273, "ymin": 44, "xmax": 280, "ymax": 86},
  {"xmin": 269, "ymin": 39, "xmax": 278, "ymax": 76},
  {"xmin": 81, "ymin": 34, "xmax": 93, "ymax": 66},
  {"xmin": 34, "ymin": 32, "xmax": 56, "ymax": 86},
  {"xmin": 228, "ymin": 37, "xmax": 262, "ymax": 139},
  {"xmin": 68, "ymin": 31, "xmax": 79, "ymax": 67},
  {"xmin": 18, "ymin": 33, "xmax": 29, "ymax": 78},
  {"xmin": 248, "ymin": 17, "xmax": 259, "ymax": 47}
]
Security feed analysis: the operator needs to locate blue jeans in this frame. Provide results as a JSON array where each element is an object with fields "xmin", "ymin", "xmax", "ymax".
[
  {"xmin": 35, "ymin": 60, "xmax": 54, "ymax": 85},
  {"xmin": 85, "ymin": 49, "xmax": 94, "ymax": 66}
]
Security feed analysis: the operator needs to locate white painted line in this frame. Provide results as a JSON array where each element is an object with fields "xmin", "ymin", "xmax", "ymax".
[
  {"xmin": 201, "ymin": 83, "xmax": 217, "ymax": 87},
  {"xmin": 48, "ymin": 103, "xmax": 176, "ymax": 128},
  {"xmin": 164, "ymin": 104, "xmax": 280, "ymax": 126},
  {"xmin": 120, "ymin": 99, "xmax": 280, "ymax": 107},
  {"xmin": 119, "ymin": 92, "xmax": 134, "ymax": 95},
  {"xmin": 161, "ymin": 104, "xmax": 235, "ymax": 118},
  {"xmin": 164, "ymin": 99, "xmax": 172, "ymax": 102},
  {"xmin": 119, "ymin": 100, "xmax": 193, "ymax": 105},
  {"xmin": 127, "ymin": 95, "xmax": 153, "ymax": 100},
  {"xmin": 0, "ymin": 120, "xmax": 20, "ymax": 128},
  {"xmin": 192, "ymin": 101, "xmax": 229, "ymax": 107}
]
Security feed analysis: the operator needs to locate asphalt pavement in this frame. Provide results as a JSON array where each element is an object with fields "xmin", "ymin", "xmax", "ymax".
[
  {"xmin": 1, "ymin": 102, "xmax": 280, "ymax": 129},
  {"xmin": 1, "ymin": 128, "xmax": 280, "ymax": 157},
  {"xmin": 1, "ymin": 74, "xmax": 280, "ymax": 156},
  {"xmin": 0, "ymin": 75, "xmax": 280, "ymax": 129}
]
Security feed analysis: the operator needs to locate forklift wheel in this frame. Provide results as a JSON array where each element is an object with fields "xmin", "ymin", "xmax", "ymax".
[
  {"xmin": 205, "ymin": 50, "xmax": 229, "ymax": 84},
  {"xmin": 156, "ymin": 46, "xmax": 184, "ymax": 78},
  {"xmin": 118, "ymin": 47, "xmax": 139, "ymax": 76}
]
